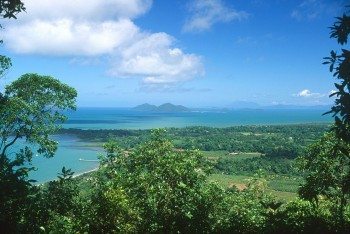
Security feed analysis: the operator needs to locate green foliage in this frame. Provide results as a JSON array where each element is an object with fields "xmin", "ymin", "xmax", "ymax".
[
  {"xmin": 0, "ymin": 74, "xmax": 76, "ymax": 231},
  {"xmin": 268, "ymin": 199, "xmax": 334, "ymax": 233},
  {"xmin": 215, "ymin": 156, "xmax": 299, "ymax": 176},
  {"xmin": 298, "ymin": 132, "xmax": 350, "ymax": 230},
  {"xmin": 8, "ymin": 129, "xmax": 350, "ymax": 233},
  {"xmin": 45, "ymin": 167, "xmax": 77, "ymax": 215},
  {"xmin": 210, "ymin": 177, "xmax": 271, "ymax": 233},
  {"xmin": 1, "ymin": 73, "xmax": 77, "ymax": 159},
  {"xmin": 18, "ymin": 167, "xmax": 82, "ymax": 233},
  {"xmin": 323, "ymin": 10, "xmax": 350, "ymax": 144},
  {"xmin": 0, "ymin": 150, "xmax": 34, "ymax": 232},
  {"xmin": 0, "ymin": 0, "xmax": 24, "ymax": 20},
  {"xmin": 106, "ymin": 129, "xmax": 212, "ymax": 232},
  {"xmin": 288, "ymin": 7, "xmax": 350, "ymax": 233},
  {"xmin": 0, "ymin": 55, "xmax": 11, "ymax": 78},
  {"xmin": 85, "ymin": 182, "xmax": 140, "ymax": 233},
  {"xmin": 60, "ymin": 124, "xmax": 328, "ymax": 155}
]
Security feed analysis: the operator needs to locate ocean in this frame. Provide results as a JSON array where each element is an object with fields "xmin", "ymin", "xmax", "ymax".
[
  {"xmin": 63, "ymin": 107, "xmax": 332, "ymax": 130},
  {"xmin": 15, "ymin": 107, "xmax": 332, "ymax": 182}
]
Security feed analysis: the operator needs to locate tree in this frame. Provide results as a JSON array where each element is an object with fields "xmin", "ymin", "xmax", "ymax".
[
  {"xmin": 0, "ymin": 73, "xmax": 77, "ymax": 232},
  {"xmin": 297, "ymin": 9, "xmax": 350, "ymax": 231},
  {"xmin": 96, "ymin": 129, "xmax": 213, "ymax": 233},
  {"xmin": 0, "ymin": 0, "xmax": 24, "ymax": 21},
  {"xmin": 1, "ymin": 73, "xmax": 77, "ymax": 158},
  {"xmin": 298, "ymin": 132, "xmax": 350, "ymax": 230},
  {"xmin": 323, "ymin": 10, "xmax": 350, "ymax": 143}
]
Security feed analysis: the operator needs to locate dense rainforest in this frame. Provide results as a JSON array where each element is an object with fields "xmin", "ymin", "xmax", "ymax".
[{"xmin": 59, "ymin": 124, "xmax": 329, "ymax": 154}]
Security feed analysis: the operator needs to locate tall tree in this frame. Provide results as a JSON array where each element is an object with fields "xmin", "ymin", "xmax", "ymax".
[
  {"xmin": 323, "ymin": 10, "xmax": 350, "ymax": 143},
  {"xmin": 298, "ymin": 7, "xmax": 350, "ymax": 232},
  {"xmin": 0, "ymin": 73, "xmax": 77, "ymax": 232}
]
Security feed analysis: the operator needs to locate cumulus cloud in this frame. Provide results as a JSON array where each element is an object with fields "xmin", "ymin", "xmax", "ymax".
[
  {"xmin": 183, "ymin": 0, "xmax": 248, "ymax": 33},
  {"xmin": 295, "ymin": 89, "xmax": 325, "ymax": 98},
  {"xmin": 19, "ymin": 0, "xmax": 153, "ymax": 21},
  {"xmin": 5, "ymin": 19, "xmax": 139, "ymax": 56},
  {"xmin": 109, "ymin": 33, "xmax": 204, "ymax": 85},
  {"xmin": 2, "ymin": 0, "xmax": 204, "ymax": 88}
]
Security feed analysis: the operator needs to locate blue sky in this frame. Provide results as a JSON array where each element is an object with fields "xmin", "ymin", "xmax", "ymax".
[{"xmin": 0, "ymin": 0, "xmax": 346, "ymax": 107}]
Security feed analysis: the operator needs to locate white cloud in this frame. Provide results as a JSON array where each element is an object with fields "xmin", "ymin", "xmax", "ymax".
[
  {"xmin": 5, "ymin": 19, "xmax": 139, "ymax": 56},
  {"xmin": 110, "ymin": 33, "xmax": 204, "ymax": 85},
  {"xmin": 2, "ymin": 0, "xmax": 204, "ymax": 88},
  {"xmin": 183, "ymin": 0, "xmax": 248, "ymax": 33},
  {"xmin": 297, "ymin": 89, "xmax": 313, "ymax": 97},
  {"xmin": 20, "ymin": 0, "xmax": 152, "ymax": 21},
  {"xmin": 295, "ymin": 89, "xmax": 325, "ymax": 98},
  {"xmin": 3, "ymin": 0, "xmax": 148, "ymax": 55},
  {"xmin": 291, "ymin": 0, "xmax": 343, "ymax": 21}
]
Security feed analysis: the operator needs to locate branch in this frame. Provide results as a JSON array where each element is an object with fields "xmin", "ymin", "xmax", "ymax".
[{"xmin": 1, "ymin": 133, "xmax": 19, "ymax": 156}]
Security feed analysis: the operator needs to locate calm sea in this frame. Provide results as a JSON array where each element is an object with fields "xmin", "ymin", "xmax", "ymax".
[
  {"xmin": 17, "ymin": 107, "xmax": 332, "ymax": 182},
  {"xmin": 63, "ymin": 107, "xmax": 332, "ymax": 130},
  {"xmin": 11, "ymin": 135, "xmax": 100, "ymax": 183}
]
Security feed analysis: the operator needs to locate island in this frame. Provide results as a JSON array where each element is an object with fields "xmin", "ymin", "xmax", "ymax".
[{"xmin": 132, "ymin": 103, "xmax": 190, "ymax": 112}]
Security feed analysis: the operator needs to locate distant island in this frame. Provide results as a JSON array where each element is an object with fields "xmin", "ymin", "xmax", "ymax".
[{"xmin": 133, "ymin": 103, "xmax": 190, "ymax": 112}]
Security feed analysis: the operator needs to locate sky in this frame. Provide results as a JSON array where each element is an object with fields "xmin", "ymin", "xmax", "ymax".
[{"xmin": 0, "ymin": 0, "xmax": 347, "ymax": 108}]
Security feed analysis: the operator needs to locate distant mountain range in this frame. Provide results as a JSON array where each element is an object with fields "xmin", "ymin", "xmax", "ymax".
[
  {"xmin": 227, "ymin": 101, "xmax": 331, "ymax": 110},
  {"xmin": 131, "ymin": 102, "xmax": 331, "ymax": 112},
  {"xmin": 132, "ymin": 103, "xmax": 190, "ymax": 112},
  {"xmin": 262, "ymin": 104, "xmax": 332, "ymax": 110}
]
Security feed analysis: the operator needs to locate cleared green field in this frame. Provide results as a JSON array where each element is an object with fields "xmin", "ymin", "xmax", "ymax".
[
  {"xmin": 209, "ymin": 173, "xmax": 299, "ymax": 201},
  {"xmin": 268, "ymin": 176, "xmax": 302, "ymax": 193},
  {"xmin": 267, "ymin": 190, "xmax": 297, "ymax": 201},
  {"xmin": 201, "ymin": 151, "xmax": 261, "ymax": 161}
]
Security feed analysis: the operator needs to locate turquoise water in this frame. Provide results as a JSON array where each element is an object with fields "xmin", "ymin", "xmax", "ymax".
[
  {"xmin": 11, "ymin": 107, "xmax": 332, "ymax": 183},
  {"xmin": 63, "ymin": 108, "xmax": 332, "ymax": 130},
  {"xmin": 10, "ymin": 135, "xmax": 100, "ymax": 183}
]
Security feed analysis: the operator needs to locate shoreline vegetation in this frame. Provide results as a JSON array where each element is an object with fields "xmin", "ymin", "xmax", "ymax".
[
  {"xmin": 53, "ymin": 123, "xmax": 331, "ymax": 201},
  {"xmin": 59, "ymin": 123, "xmax": 330, "ymax": 150}
]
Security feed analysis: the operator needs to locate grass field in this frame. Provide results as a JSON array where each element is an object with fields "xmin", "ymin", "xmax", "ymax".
[
  {"xmin": 204, "ymin": 149, "xmax": 300, "ymax": 201},
  {"xmin": 201, "ymin": 150, "xmax": 261, "ymax": 162},
  {"xmin": 208, "ymin": 173, "xmax": 299, "ymax": 201}
]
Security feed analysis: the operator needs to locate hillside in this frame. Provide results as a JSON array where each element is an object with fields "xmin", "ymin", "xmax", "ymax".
[
  {"xmin": 132, "ymin": 103, "xmax": 158, "ymax": 111},
  {"xmin": 133, "ymin": 103, "xmax": 190, "ymax": 112}
]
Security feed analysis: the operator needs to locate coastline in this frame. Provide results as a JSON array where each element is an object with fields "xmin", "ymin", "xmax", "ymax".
[{"xmin": 73, "ymin": 166, "xmax": 99, "ymax": 179}]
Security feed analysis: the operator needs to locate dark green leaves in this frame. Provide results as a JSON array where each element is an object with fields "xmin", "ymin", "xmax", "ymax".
[
  {"xmin": 0, "ymin": 55, "xmax": 11, "ymax": 78},
  {"xmin": 324, "ymin": 11, "xmax": 350, "ymax": 144},
  {"xmin": 0, "ymin": 0, "xmax": 25, "ymax": 19},
  {"xmin": 1, "ymin": 73, "xmax": 77, "ymax": 158}
]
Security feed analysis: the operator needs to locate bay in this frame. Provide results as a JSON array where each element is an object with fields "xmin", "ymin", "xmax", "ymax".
[
  {"xmin": 10, "ymin": 135, "xmax": 100, "ymax": 183},
  {"xmin": 14, "ymin": 107, "xmax": 332, "ymax": 183}
]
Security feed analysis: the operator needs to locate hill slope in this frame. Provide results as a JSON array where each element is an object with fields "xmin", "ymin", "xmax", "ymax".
[{"xmin": 133, "ymin": 103, "xmax": 189, "ymax": 112}]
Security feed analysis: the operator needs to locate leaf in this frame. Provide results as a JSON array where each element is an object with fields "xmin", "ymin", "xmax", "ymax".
[{"xmin": 331, "ymin": 50, "xmax": 337, "ymax": 59}]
